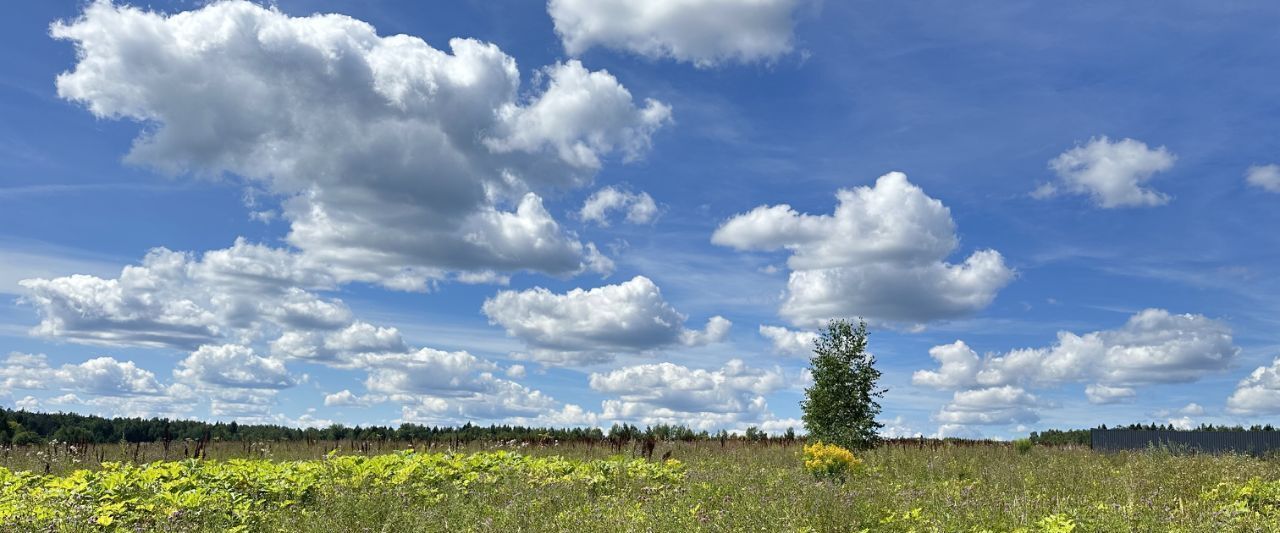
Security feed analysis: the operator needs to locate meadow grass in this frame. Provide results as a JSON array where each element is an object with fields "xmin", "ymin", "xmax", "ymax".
[{"xmin": 3, "ymin": 441, "xmax": 1280, "ymax": 531}]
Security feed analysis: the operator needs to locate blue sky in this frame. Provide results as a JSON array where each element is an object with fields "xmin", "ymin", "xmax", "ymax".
[{"xmin": 2, "ymin": 0, "xmax": 1279, "ymax": 439}]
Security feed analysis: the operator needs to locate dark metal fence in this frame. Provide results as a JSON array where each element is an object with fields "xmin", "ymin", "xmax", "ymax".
[{"xmin": 1091, "ymin": 429, "xmax": 1280, "ymax": 455}]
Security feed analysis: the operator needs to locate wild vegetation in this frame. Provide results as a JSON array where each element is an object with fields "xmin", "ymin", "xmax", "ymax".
[
  {"xmin": 0, "ymin": 448, "xmax": 684, "ymax": 531},
  {"xmin": 4, "ymin": 439, "xmax": 1280, "ymax": 531},
  {"xmin": 6, "ymin": 320, "xmax": 1279, "ymax": 531}
]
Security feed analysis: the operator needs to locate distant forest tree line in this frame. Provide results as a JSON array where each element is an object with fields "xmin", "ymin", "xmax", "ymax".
[
  {"xmin": 0, "ymin": 407, "xmax": 798, "ymax": 446},
  {"xmin": 7, "ymin": 407, "xmax": 1277, "ymax": 448}
]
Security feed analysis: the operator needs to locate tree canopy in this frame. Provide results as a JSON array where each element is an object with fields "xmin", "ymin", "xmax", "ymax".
[{"xmin": 801, "ymin": 319, "xmax": 885, "ymax": 450}]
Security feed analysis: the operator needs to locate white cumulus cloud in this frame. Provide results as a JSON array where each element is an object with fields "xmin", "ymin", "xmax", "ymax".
[
  {"xmin": 360, "ymin": 348, "xmax": 499, "ymax": 397},
  {"xmin": 713, "ymin": 172, "xmax": 1014, "ymax": 327},
  {"xmin": 20, "ymin": 241, "xmax": 348, "ymax": 350},
  {"xmin": 1, "ymin": 352, "xmax": 164, "ymax": 397},
  {"xmin": 53, "ymin": 1, "xmax": 670, "ymax": 287},
  {"xmin": 912, "ymin": 341, "xmax": 984, "ymax": 390},
  {"xmin": 1039, "ymin": 136, "xmax": 1176, "ymax": 208},
  {"xmin": 549, "ymin": 0, "xmax": 799, "ymax": 67},
  {"xmin": 270, "ymin": 321, "xmax": 407, "ymax": 365},
  {"xmin": 934, "ymin": 386, "xmax": 1040, "ymax": 426},
  {"xmin": 323, "ymin": 389, "xmax": 384, "ymax": 407},
  {"xmin": 57, "ymin": 357, "xmax": 167, "ymax": 396},
  {"xmin": 1246, "ymin": 164, "xmax": 1280, "ymax": 193},
  {"xmin": 580, "ymin": 186, "xmax": 659, "ymax": 226},
  {"xmin": 914, "ymin": 309, "xmax": 1237, "ymax": 393},
  {"xmin": 590, "ymin": 359, "xmax": 787, "ymax": 430},
  {"xmin": 482, "ymin": 276, "xmax": 731, "ymax": 365},
  {"xmin": 17, "ymin": 239, "xmax": 598, "ymax": 425},
  {"xmin": 1084, "ymin": 384, "xmax": 1136, "ymax": 405},
  {"xmin": 758, "ymin": 325, "xmax": 817, "ymax": 356},
  {"xmin": 1227, "ymin": 357, "xmax": 1280, "ymax": 414},
  {"xmin": 175, "ymin": 344, "xmax": 297, "ymax": 389},
  {"xmin": 15, "ymin": 396, "xmax": 40, "ymax": 411}
]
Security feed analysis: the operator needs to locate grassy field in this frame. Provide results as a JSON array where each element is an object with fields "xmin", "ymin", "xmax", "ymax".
[{"xmin": 3, "ymin": 440, "xmax": 1280, "ymax": 531}]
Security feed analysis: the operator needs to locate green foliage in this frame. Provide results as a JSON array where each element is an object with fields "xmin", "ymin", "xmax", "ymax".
[
  {"xmin": 801, "ymin": 319, "xmax": 884, "ymax": 450},
  {"xmin": 8, "ymin": 431, "xmax": 40, "ymax": 446},
  {"xmin": 0, "ymin": 450, "xmax": 684, "ymax": 531},
  {"xmin": 50, "ymin": 426, "xmax": 93, "ymax": 444},
  {"xmin": 1014, "ymin": 438, "xmax": 1034, "ymax": 454},
  {"xmin": 1027, "ymin": 429, "xmax": 1091, "ymax": 446},
  {"xmin": 1202, "ymin": 477, "xmax": 1280, "ymax": 522},
  {"xmin": 2, "ymin": 442, "xmax": 1279, "ymax": 530}
]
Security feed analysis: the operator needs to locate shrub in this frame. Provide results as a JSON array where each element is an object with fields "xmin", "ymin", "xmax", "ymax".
[
  {"xmin": 802, "ymin": 442, "xmax": 861, "ymax": 481},
  {"xmin": 1014, "ymin": 438, "xmax": 1034, "ymax": 455},
  {"xmin": 9, "ymin": 431, "xmax": 40, "ymax": 446}
]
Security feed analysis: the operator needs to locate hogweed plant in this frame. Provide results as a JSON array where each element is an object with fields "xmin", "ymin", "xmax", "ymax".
[{"xmin": 0, "ymin": 450, "xmax": 686, "ymax": 531}]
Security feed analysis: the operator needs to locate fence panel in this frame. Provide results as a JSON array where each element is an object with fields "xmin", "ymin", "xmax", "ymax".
[{"xmin": 1091, "ymin": 429, "xmax": 1280, "ymax": 454}]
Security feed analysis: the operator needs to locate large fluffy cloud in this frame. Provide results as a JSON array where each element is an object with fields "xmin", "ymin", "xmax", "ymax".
[
  {"xmin": 911, "ymin": 341, "xmax": 983, "ymax": 390},
  {"xmin": 548, "ymin": 0, "xmax": 799, "ymax": 67},
  {"xmin": 914, "ymin": 309, "xmax": 1238, "ymax": 392},
  {"xmin": 175, "ymin": 344, "xmax": 297, "ymax": 389},
  {"xmin": 360, "ymin": 348, "xmax": 498, "ymax": 397},
  {"xmin": 1, "ymin": 353, "xmax": 192, "ymax": 420},
  {"xmin": 1037, "ymin": 137, "xmax": 1176, "ymax": 208},
  {"xmin": 934, "ymin": 386, "xmax": 1040, "ymax": 426},
  {"xmin": 271, "ymin": 328, "xmax": 596, "ymax": 425},
  {"xmin": 373, "ymin": 353, "xmax": 592, "ymax": 426},
  {"xmin": 266, "ymin": 323, "xmax": 596, "ymax": 425},
  {"xmin": 482, "ymin": 276, "xmax": 731, "ymax": 365},
  {"xmin": 270, "ymin": 321, "xmax": 408, "ymax": 365},
  {"xmin": 916, "ymin": 309, "xmax": 1237, "ymax": 436},
  {"xmin": 13, "ymin": 234, "xmax": 612, "ymax": 426},
  {"xmin": 53, "ymin": 1, "xmax": 670, "ymax": 287},
  {"xmin": 0, "ymin": 352, "xmax": 164, "ymax": 397},
  {"xmin": 590, "ymin": 359, "xmax": 787, "ymax": 430},
  {"xmin": 758, "ymin": 325, "xmax": 817, "ymax": 356},
  {"xmin": 713, "ymin": 172, "xmax": 1014, "ymax": 326},
  {"xmin": 20, "ymin": 240, "xmax": 349, "ymax": 350},
  {"xmin": 916, "ymin": 307, "xmax": 1233, "ymax": 438},
  {"xmin": 15, "ymin": 237, "xmax": 596, "ymax": 424},
  {"xmin": 1226, "ymin": 357, "xmax": 1280, "ymax": 414}
]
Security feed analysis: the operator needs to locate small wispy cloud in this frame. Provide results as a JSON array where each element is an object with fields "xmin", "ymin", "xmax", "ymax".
[{"xmin": 0, "ymin": 182, "xmax": 177, "ymax": 199}]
